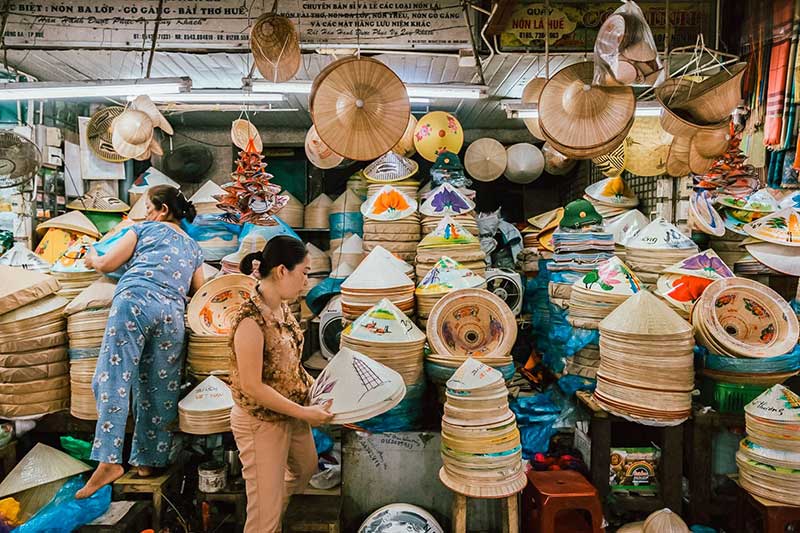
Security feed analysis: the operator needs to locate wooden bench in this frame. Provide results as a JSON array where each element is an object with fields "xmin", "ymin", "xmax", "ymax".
[{"xmin": 112, "ymin": 463, "xmax": 182, "ymax": 532}]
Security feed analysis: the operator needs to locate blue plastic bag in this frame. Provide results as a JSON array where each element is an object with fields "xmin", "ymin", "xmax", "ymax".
[
  {"xmin": 91, "ymin": 227, "xmax": 132, "ymax": 280},
  {"xmin": 510, "ymin": 393, "xmax": 560, "ymax": 459},
  {"xmin": 313, "ymin": 429, "xmax": 334, "ymax": 455},
  {"xmin": 13, "ymin": 475, "xmax": 111, "ymax": 533}
]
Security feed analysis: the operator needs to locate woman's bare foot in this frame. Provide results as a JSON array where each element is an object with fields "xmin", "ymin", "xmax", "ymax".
[
  {"xmin": 75, "ymin": 463, "xmax": 124, "ymax": 499},
  {"xmin": 136, "ymin": 466, "xmax": 153, "ymax": 478}
]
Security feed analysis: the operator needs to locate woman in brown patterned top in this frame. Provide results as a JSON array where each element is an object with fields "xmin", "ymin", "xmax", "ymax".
[{"xmin": 229, "ymin": 235, "xmax": 332, "ymax": 533}]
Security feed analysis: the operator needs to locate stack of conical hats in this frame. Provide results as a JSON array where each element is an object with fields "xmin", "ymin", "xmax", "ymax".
[
  {"xmin": 565, "ymin": 343, "xmax": 601, "ymax": 380},
  {"xmin": 50, "ymin": 237, "xmax": 102, "ymax": 300},
  {"xmin": 416, "ymin": 216, "xmax": 486, "ymax": 280},
  {"xmin": 624, "ymin": 217, "xmax": 698, "ymax": 287},
  {"xmin": 361, "ymin": 185, "xmax": 420, "ymax": 263},
  {"xmin": 279, "ymin": 191, "xmax": 305, "ymax": 228},
  {"xmin": 189, "ymin": 180, "xmax": 227, "ymax": 215},
  {"xmin": 0, "ymin": 242, "xmax": 51, "ymax": 273},
  {"xmin": 367, "ymin": 244, "xmax": 415, "ymax": 282},
  {"xmin": 584, "ymin": 176, "xmax": 639, "ymax": 219},
  {"xmin": 329, "ymin": 233, "xmax": 363, "ymax": 274},
  {"xmin": 0, "ymin": 266, "xmax": 69, "ymax": 418},
  {"xmin": 655, "ymin": 250, "xmax": 734, "ymax": 319},
  {"xmin": 341, "ymin": 298, "xmax": 426, "ymax": 385},
  {"xmin": 439, "ymin": 358, "xmax": 527, "ymax": 498},
  {"xmin": 415, "ymin": 256, "xmax": 486, "ymax": 328},
  {"xmin": 419, "ymin": 184, "xmax": 478, "ymax": 237},
  {"xmin": 738, "ymin": 385, "xmax": 800, "ymax": 505},
  {"xmin": 339, "ymin": 247, "xmax": 415, "ymax": 320},
  {"xmin": 568, "ymin": 256, "xmax": 642, "ymax": 330},
  {"xmin": 303, "ymin": 243, "xmax": 331, "ymax": 319},
  {"xmin": 363, "ymin": 151, "xmax": 420, "ymax": 199},
  {"xmin": 329, "ymin": 188, "xmax": 364, "ymax": 251},
  {"xmin": 178, "ymin": 376, "xmax": 234, "ymax": 434},
  {"xmin": 186, "ymin": 275, "xmax": 256, "ymax": 378},
  {"xmin": 595, "ymin": 291, "xmax": 694, "ymax": 424},
  {"xmin": 35, "ymin": 211, "xmax": 100, "ymax": 264},
  {"xmin": 305, "ymin": 193, "xmax": 332, "ymax": 229}
]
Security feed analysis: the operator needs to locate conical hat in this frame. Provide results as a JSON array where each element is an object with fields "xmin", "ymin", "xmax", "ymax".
[
  {"xmin": 308, "ymin": 193, "xmax": 333, "ymax": 210},
  {"xmin": 129, "ymin": 167, "xmax": 180, "ymax": 194},
  {"xmin": 585, "ymin": 176, "xmax": 638, "ymax": 207},
  {"xmin": 127, "ymin": 196, "xmax": 148, "ymax": 221},
  {"xmin": 66, "ymin": 183, "xmax": 130, "ymax": 213},
  {"xmin": 604, "ymin": 209, "xmax": 649, "ymax": 246},
  {"xmin": 308, "ymin": 347, "xmax": 405, "ymax": 417},
  {"xmin": 337, "ymin": 233, "xmax": 364, "ymax": 255},
  {"xmin": 625, "ymin": 217, "xmax": 697, "ymax": 250},
  {"xmin": 420, "ymin": 184, "xmax": 475, "ymax": 217},
  {"xmin": 623, "ymin": 116, "xmax": 672, "ymax": 177},
  {"xmin": 416, "ymin": 256, "xmax": 485, "ymax": 295},
  {"xmin": 306, "ymin": 125, "xmax": 344, "ymax": 170},
  {"xmin": 360, "ymin": 185, "xmax": 417, "ymax": 221},
  {"xmin": 744, "ymin": 208, "xmax": 800, "ymax": 247},
  {"xmin": 579, "ymin": 256, "xmax": 641, "ymax": 296},
  {"xmin": 368, "ymin": 245, "xmax": 413, "ymax": 276},
  {"xmin": 341, "ymin": 248, "xmax": 413, "ymax": 290},
  {"xmin": 51, "ymin": 238, "xmax": 95, "ymax": 273},
  {"xmin": 0, "ymin": 265, "xmax": 60, "ymax": 315},
  {"xmin": 0, "ymin": 243, "xmax": 51, "ymax": 273},
  {"xmin": 36, "ymin": 211, "xmax": 101, "ymax": 238},
  {"xmin": 717, "ymin": 190, "xmax": 779, "ymax": 213},
  {"xmin": 363, "ymin": 152, "xmax": 419, "ymax": 183},
  {"xmin": 744, "ymin": 240, "xmax": 800, "ymax": 276},
  {"xmin": 446, "ymin": 358, "xmax": 503, "ymax": 392},
  {"xmin": 690, "ymin": 190, "xmax": 725, "ymax": 237},
  {"xmin": 663, "ymin": 250, "xmax": 734, "ymax": 280},
  {"xmin": 599, "ymin": 290, "xmax": 692, "ymax": 336},
  {"xmin": 34, "ymin": 228, "xmax": 84, "ymax": 264},
  {"xmin": 331, "ymin": 188, "xmax": 363, "ymax": 215},
  {"xmin": 190, "ymin": 180, "xmax": 226, "ymax": 205},
  {"xmin": 745, "ymin": 384, "xmax": 800, "ymax": 422},
  {"xmin": 344, "ymin": 298, "xmax": 424, "ymax": 343},
  {"xmin": 231, "ymin": 119, "xmax": 262, "ymax": 152},
  {"xmin": 527, "ymin": 208, "xmax": 564, "ymax": 230},
  {"xmin": 64, "ymin": 276, "xmax": 117, "ymax": 316},
  {"xmin": 418, "ymin": 216, "xmax": 479, "ymax": 249},
  {"xmin": 464, "ymin": 138, "xmax": 507, "ymax": 182},
  {"xmin": 0, "ymin": 443, "xmax": 91, "ymax": 499},
  {"xmin": 178, "ymin": 376, "xmax": 234, "ymax": 413},
  {"xmin": 330, "ymin": 262, "xmax": 355, "ymax": 279},
  {"xmin": 129, "ymin": 95, "xmax": 173, "ymax": 135},
  {"xmin": 306, "ymin": 242, "xmax": 331, "ymax": 274},
  {"xmin": 391, "ymin": 114, "xmax": 418, "ymax": 158}
]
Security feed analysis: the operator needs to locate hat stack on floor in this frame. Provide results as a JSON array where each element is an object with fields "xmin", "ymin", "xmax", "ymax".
[
  {"xmin": 35, "ymin": 211, "xmax": 100, "ymax": 264},
  {"xmin": 604, "ymin": 209, "xmax": 650, "ymax": 261},
  {"xmin": 178, "ymin": 375, "xmax": 234, "ymax": 434},
  {"xmin": 656, "ymin": 250, "xmax": 734, "ymax": 319},
  {"xmin": 624, "ymin": 217, "xmax": 699, "ymax": 289},
  {"xmin": 186, "ymin": 275, "xmax": 256, "ymax": 379},
  {"xmin": 49, "ymin": 237, "xmax": 102, "ymax": 300},
  {"xmin": 739, "ymin": 207, "xmax": 800, "ymax": 278},
  {"xmin": 340, "ymin": 298, "xmax": 426, "ymax": 385},
  {"xmin": 339, "ymin": 247, "xmax": 415, "ymax": 321},
  {"xmin": 361, "ymin": 184, "xmax": 420, "ymax": 263},
  {"xmin": 0, "ymin": 266, "xmax": 69, "ymax": 418},
  {"xmin": 595, "ymin": 291, "xmax": 694, "ymax": 425},
  {"xmin": 568, "ymin": 256, "xmax": 642, "ymax": 330},
  {"xmin": 329, "ymin": 188, "xmax": 364, "ymax": 251},
  {"xmin": 0, "ymin": 243, "xmax": 51, "ymax": 273},
  {"xmin": 419, "ymin": 183, "xmax": 478, "ymax": 238},
  {"xmin": 330, "ymin": 233, "xmax": 363, "ymax": 274},
  {"xmin": 279, "ymin": 191, "xmax": 305, "ymax": 228},
  {"xmin": 368, "ymin": 244, "xmax": 415, "ymax": 282},
  {"xmin": 738, "ymin": 385, "xmax": 800, "ymax": 506},
  {"xmin": 415, "ymin": 256, "xmax": 486, "ymax": 328},
  {"xmin": 439, "ymin": 358, "xmax": 527, "ymax": 498},
  {"xmin": 416, "ymin": 216, "xmax": 486, "ymax": 280},
  {"xmin": 305, "ymin": 194, "xmax": 333, "ymax": 229},
  {"xmin": 303, "ymin": 243, "xmax": 331, "ymax": 319}
]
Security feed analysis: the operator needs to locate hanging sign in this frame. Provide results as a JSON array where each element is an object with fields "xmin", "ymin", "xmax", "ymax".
[{"xmin": 2, "ymin": 0, "xmax": 472, "ymax": 50}]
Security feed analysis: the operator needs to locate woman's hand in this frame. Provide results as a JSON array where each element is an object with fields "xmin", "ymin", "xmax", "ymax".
[
  {"xmin": 83, "ymin": 246, "xmax": 100, "ymax": 270},
  {"xmin": 301, "ymin": 401, "xmax": 334, "ymax": 427}
]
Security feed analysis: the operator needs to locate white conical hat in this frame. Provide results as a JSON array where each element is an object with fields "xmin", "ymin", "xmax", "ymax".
[
  {"xmin": 308, "ymin": 347, "xmax": 406, "ymax": 417},
  {"xmin": 625, "ymin": 217, "xmax": 698, "ymax": 250},
  {"xmin": 331, "ymin": 188, "xmax": 363, "ymax": 215},
  {"xmin": 745, "ymin": 384, "xmax": 800, "ymax": 422},
  {"xmin": 64, "ymin": 276, "xmax": 117, "ymax": 316},
  {"xmin": 416, "ymin": 256, "xmax": 485, "ymax": 295},
  {"xmin": 585, "ymin": 176, "xmax": 638, "ymax": 207},
  {"xmin": 127, "ymin": 196, "xmax": 148, "ymax": 221},
  {"xmin": 51, "ymin": 238, "xmax": 96, "ymax": 273},
  {"xmin": 341, "ymin": 248, "xmax": 413, "ymax": 290},
  {"xmin": 306, "ymin": 242, "xmax": 331, "ymax": 273},
  {"xmin": 308, "ymin": 193, "xmax": 333, "ymax": 209},
  {"xmin": 419, "ymin": 183, "xmax": 476, "ymax": 217},
  {"xmin": 190, "ymin": 180, "xmax": 226, "ymax": 205},
  {"xmin": 344, "ymin": 298, "xmax": 424, "ymax": 343},
  {"xmin": 330, "ymin": 262, "xmax": 355, "ymax": 279},
  {"xmin": 178, "ymin": 376, "xmax": 234, "ymax": 413},
  {"xmin": 360, "ymin": 185, "xmax": 418, "ymax": 221},
  {"xmin": 338, "ymin": 233, "xmax": 363, "ymax": 254},
  {"xmin": 604, "ymin": 209, "xmax": 649, "ymax": 246},
  {"xmin": 368, "ymin": 245, "xmax": 413, "ymax": 276},
  {"xmin": 743, "ymin": 207, "xmax": 800, "ymax": 247},
  {"xmin": 35, "ymin": 211, "xmax": 101, "ymax": 238},
  {"xmin": 0, "ymin": 243, "xmax": 51, "ymax": 273},
  {"xmin": 577, "ymin": 256, "xmax": 641, "ymax": 296},
  {"xmin": 599, "ymin": 290, "xmax": 692, "ymax": 336},
  {"xmin": 662, "ymin": 250, "xmax": 734, "ymax": 280},
  {"xmin": 418, "ymin": 216, "xmax": 479, "ymax": 249},
  {"xmin": 446, "ymin": 357, "xmax": 503, "ymax": 392},
  {"xmin": 0, "ymin": 265, "xmax": 60, "ymax": 315},
  {"xmin": 129, "ymin": 167, "xmax": 180, "ymax": 194},
  {"xmin": 0, "ymin": 443, "xmax": 91, "ymax": 498}
]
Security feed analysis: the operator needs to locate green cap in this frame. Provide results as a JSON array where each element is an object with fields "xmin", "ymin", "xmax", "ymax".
[
  {"xmin": 559, "ymin": 199, "xmax": 603, "ymax": 229},
  {"xmin": 432, "ymin": 151, "xmax": 463, "ymax": 172}
]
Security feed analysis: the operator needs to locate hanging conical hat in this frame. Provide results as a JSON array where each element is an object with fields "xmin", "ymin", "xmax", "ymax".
[
  {"xmin": 420, "ymin": 184, "xmax": 475, "ymax": 217},
  {"xmin": 231, "ymin": 119, "xmax": 262, "ymax": 152},
  {"xmin": 391, "ymin": 114, "xmax": 418, "ymax": 158},
  {"xmin": 36, "ymin": 211, "xmax": 101, "ymax": 238},
  {"xmin": 416, "ymin": 256, "xmax": 485, "ymax": 295},
  {"xmin": 592, "ymin": 142, "xmax": 627, "ymax": 178},
  {"xmin": 86, "ymin": 106, "xmax": 127, "ymax": 162},
  {"xmin": 250, "ymin": 12, "xmax": 301, "ymax": 83},
  {"xmin": 413, "ymin": 111, "xmax": 464, "ymax": 163},
  {"xmin": 464, "ymin": 138, "xmax": 507, "ymax": 182},
  {"xmin": 368, "ymin": 245, "xmax": 413, "ymax": 277},
  {"xmin": 585, "ymin": 176, "xmax": 638, "ymax": 207},
  {"xmin": 745, "ymin": 385, "xmax": 800, "ymax": 422},
  {"xmin": 671, "ymin": 62, "xmax": 748, "ymax": 124},
  {"xmin": 178, "ymin": 376, "xmax": 234, "ymax": 413},
  {"xmin": 344, "ymin": 298, "xmax": 424, "ymax": 343},
  {"xmin": 744, "ymin": 240, "xmax": 800, "ymax": 276},
  {"xmin": 624, "ymin": 117, "xmax": 673, "ymax": 177},
  {"xmin": 604, "ymin": 209, "xmax": 649, "ymax": 246},
  {"xmin": 331, "ymin": 188, "xmax": 363, "ymax": 215},
  {"xmin": 743, "ymin": 208, "xmax": 800, "ymax": 247},
  {"xmin": 51, "ymin": 238, "xmax": 95, "ymax": 274},
  {"xmin": 0, "ymin": 443, "xmax": 91, "ymax": 500},
  {"xmin": 418, "ymin": 216, "xmax": 478, "ymax": 249},
  {"xmin": 311, "ymin": 57, "xmax": 410, "ymax": 162},
  {"xmin": 305, "ymin": 125, "xmax": 345, "ymax": 170},
  {"xmin": 579, "ymin": 256, "xmax": 641, "ymax": 296},
  {"xmin": 625, "ymin": 218, "xmax": 697, "ymax": 250},
  {"xmin": 521, "ymin": 77, "xmax": 546, "ymax": 141},
  {"xmin": 0, "ymin": 243, "xmax": 51, "ymax": 273},
  {"xmin": 341, "ymin": 248, "xmax": 413, "ymax": 290},
  {"xmin": 363, "ymin": 152, "xmax": 419, "ymax": 183},
  {"xmin": 0, "ymin": 265, "xmax": 60, "ymax": 315},
  {"xmin": 111, "ymin": 109, "xmax": 154, "ymax": 160},
  {"xmin": 446, "ymin": 357, "xmax": 503, "ymax": 391},
  {"xmin": 599, "ymin": 290, "xmax": 692, "ymax": 336},
  {"xmin": 190, "ymin": 180, "xmax": 226, "ymax": 205},
  {"xmin": 361, "ymin": 185, "xmax": 417, "ymax": 221},
  {"xmin": 67, "ymin": 183, "xmax": 130, "ymax": 213},
  {"xmin": 663, "ymin": 250, "xmax": 734, "ymax": 280},
  {"xmin": 505, "ymin": 143, "xmax": 544, "ymax": 184},
  {"xmin": 129, "ymin": 95, "xmax": 173, "ymax": 135}
]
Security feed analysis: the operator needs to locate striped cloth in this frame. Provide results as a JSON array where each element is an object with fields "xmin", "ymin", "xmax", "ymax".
[{"xmin": 764, "ymin": 39, "xmax": 791, "ymax": 146}]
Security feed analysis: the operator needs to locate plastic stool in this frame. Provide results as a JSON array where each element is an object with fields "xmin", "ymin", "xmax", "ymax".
[{"xmin": 522, "ymin": 470, "xmax": 604, "ymax": 533}]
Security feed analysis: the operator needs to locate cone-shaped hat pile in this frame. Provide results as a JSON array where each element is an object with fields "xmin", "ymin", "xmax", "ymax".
[
  {"xmin": 419, "ymin": 184, "xmax": 478, "ymax": 239},
  {"xmin": 340, "ymin": 247, "xmax": 415, "ymax": 320},
  {"xmin": 190, "ymin": 180, "xmax": 227, "ymax": 215},
  {"xmin": 329, "ymin": 233, "xmax": 363, "ymax": 274},
  {"xmin": 36, "ymin": 210, "xmax": 101, "ymax": 238},
  {"xmin": 50, "ymin": 237, "xmax": 102, "ymax": 300},
  {"xmin": 439, "ymin": 358, "xmax": 527, "ymax": 498},
  {"xmin": 308, "ymin": 347, "xmax": 406, "ymax": 424},
  {"xmin": 656, "ymin": 250, "xmax": 733, "ymax": 319},
  {"xmin": 624, "ymin": 217, "xmax": 698, "ymax": 286},
  {"xmin": 568, "ymin": 256, "xmax": 642, "ymax": 330},
  {"xmin": 595, "ymin": 291, "xmax": 694, "ymax": 424},
  {"xmin": 179, "ymin": 376, "xmax": 235, "ymax": 434},
  {"xmin": 361, "ymin": 184, "xmax": 420, "ymax": 263},
  {"xmin": 279, "ymin": 190, "xmax": 305, "ymax": 228},
  {"xmin": 738, "ymin": 207, "xmax": 800, "ymax": 276},
  {"xmin": 306, "ymin": 242, "xmax": 331, "ymax": 276},
  {"xmin": 416, "ymin": 216, "xmax": 486, "ymax": 280},
  {"xmin": 329, "ymin": 188, "xmax": 363, "ymax": 251},
  {"xmin": 415, "ymin": 256, "xmax": 486, "ymax": 325},
  {"xmin": 305, "ymin": 193, "xmax": 332, "ymax": 229}
]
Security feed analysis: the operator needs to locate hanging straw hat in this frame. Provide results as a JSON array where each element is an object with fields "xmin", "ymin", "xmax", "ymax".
[
  {"xmin": 392, "ymin": 114, "xmax": 418, "ymax": 158},
  {"xmin": 231, "ymin": 119, "xmax": 263, "ymax": 152},
  {"xmin": 413, "ymin": 111, "xmax": 465, "ymax": 163},
  {"xmin": 464, "ymin": 138, "xmax": 507, "ymax": 182},
  {"xmin": 592, "ymin": 142, "xmax": 627, "ymax": 177},
  {"xmin": 87, "ymin": 106, "xmax": 127, "ymax": 162},
  {"xmin": 363, "ymin": 151, "xmax": 419, "ymax": 183},
  {"xmin": 250, "ymin": 10, "xmax": 301, "ymax": 83},
  {"xmin": 111, "ymin": 109, "xmax": 154, "ymax": 160},
  {"xmin": 129, "ymin": 95, "xmax": 173, "ymax": 135},
  {"xmin": 305, "ymin": 125, "xmax": 345, "ymax": 169},
  {"xmin": 538, "ymin": 62, "xmax": 635, "ymax": 159},
  {"xmin": 504, "ymin": 143, "xmax": 544, "ymax": 184},
  {"xmin": 541, "ymin": 143, "xmax": 577, "ymax": 175},
  {"xmin": 521, "ymin": 78, "xmax": 547, "ymax": 141},
  {"xmin": 655, "ymin": 78, "xmax": 730, "ymax": 138},
  {"xmin": 624, "ymin": 117, "xmax": 673, "ymax": 176},
  {"xmin": 35, "ymin": 210, "xmax": 101, "ymax": 238},
  {"xmin": 311, "ymin": 57, "xmax": 410, "ymax": 161},
  {"xmin": 666, "ymin": 136, "xmax": 691, "ymax": 177},
  {"xmin": 670, "ymin": 62, "xmax": 748, "ymax": 124},
  {"xmin": 163, "ymin": 145, "xmax": 214, "ymax": 183}
]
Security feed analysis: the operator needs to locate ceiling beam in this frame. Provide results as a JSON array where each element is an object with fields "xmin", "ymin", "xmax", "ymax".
[{"xmin": 485, "ymin": 0, "xmax": 517, "ymax": 37}]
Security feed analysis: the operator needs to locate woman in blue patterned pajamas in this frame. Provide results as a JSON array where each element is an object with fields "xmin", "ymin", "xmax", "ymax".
[{"xmin": 76, "ymin": 185, "xmax": 205, "ymax": 499}]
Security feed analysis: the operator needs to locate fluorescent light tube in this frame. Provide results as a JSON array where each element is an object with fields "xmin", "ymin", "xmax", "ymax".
[
  {"xmin": 136, "ymin": 91, "xmax": 284, "ymax": 103},
  {"xmin": 250, "ymin": 79, "xmax": 487, "ymax": 99},
  {"xmin": 503, "ymin": 100, "xmax": 663, "ymax": 119},
  {"xmin": 0, "ymin": 78, "xmax": 191, "ymax": 101}
]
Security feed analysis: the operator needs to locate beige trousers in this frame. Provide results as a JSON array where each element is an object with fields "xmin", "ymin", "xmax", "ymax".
[{"xmin": 230, "ymin": 405, "xmax": 318, "ymax": 533}]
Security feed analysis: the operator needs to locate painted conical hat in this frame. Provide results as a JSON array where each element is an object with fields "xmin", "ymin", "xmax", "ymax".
[
  {"xmin": 363, "ymin": 152, "xmax": 419, "ymax": 183},
  {"xmin": 341, "ymin": 247, "xmax": 413, "ymax": 290},
  {"xmin": 178, "ymin": 376, "xmax": 234, "ymax": 413},
  {"xmin": 344, "ymin": 298, "xmax": 424, "ymax": 343},
  {"xmin": 368, "ymin": 245, "xmax": 413, "ymax": 276},
  {"xmin": 190, "ymin": 180, "xmax": 226, "ymax": 205},
  {"xmin": 599, "ymin": 290, "xmax": 692, "ymax": 336},
  {"xmin": 446, "ymin": 357, "xmax": 503, "ymax": 392},
  {"xmin": 129, "ymin": 167, "xmax": 180, "ymax": 194},
  {"xmin": 586, "ymin": 176, "xmax": 638, "ymax": 207},
  {"xmin": 416, "ymin": 256, "xmax": 485, "ymax": 295},
  {"xmin": 625, "ymin": 217, "xmax": 697, "ymax": 250},
  {"xmin": 51, "ymin": 238, "xmax": 95, "ymax": 273},
  {"xmin": 305, "ymin": 125, "xmax": 344, "ymax": 170},
  {"xmin": 690, "ymin": 190, "xmax": 725, "ymax": 237},
  {"xmin": 360, "ymin": 185, "xmax": 417, "ymax": 221},
  {"xmin": 743, "ymin": 208, "xmax": 800, "ymax": 247},
  {"xmin": 0, "ymin": 243, "xmax": 51, "ymax": 273},
  {"xmin": 663, "ymin": 250, "xmax": 734, "ymax": 280},
  {"xmin": 579, "ymin": 256, "xmax": 641, "ymax": 296},
  {"xmin": 0, "ymin": 265, "xmax": 60, "ymax": 315},
  {"xmin": 417, "ymin": 216, "xmax": 478, "ymax": 249},
  {"xmin": 35, "ymin": 211, "xmax": 101, "ymax": 238},
  {"xmin": 717, "ymin": 190, "xmax": 778, "ymax": 213},
  {"xmin": 604, "ymin": 209, "xmax": 649, "ymax": 246},
  {"xmin": 0, "ymin": 443, "xmax": 91, "ymax": 499},
  {"xmin": 331, "ymin": 188, "xmax": 363, "ymax": 215},
  {"xmin": 420, "ymin": 184, "xmax": 476, "ymax": 217},
  {"xmin": 624, "ymin": 116, "xmax": 673, "ymax": 177},
  {"xmin": 745, "ymin": 385, "xmax": 800, "ymax": 422}
]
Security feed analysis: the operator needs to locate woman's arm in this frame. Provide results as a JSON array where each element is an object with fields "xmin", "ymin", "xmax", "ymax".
[
  {"xmin": 85, "ymin": 230, "xmax": 138, "ymax": 274},
  {"xmin": 189, "ymin": 266, "xmax": 205, "ymax": 295}
]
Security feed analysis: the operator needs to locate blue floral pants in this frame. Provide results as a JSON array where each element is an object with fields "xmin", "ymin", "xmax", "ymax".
[{"xmin": 90, "ymin": 287, "xmax": 185, "ymax": 467}]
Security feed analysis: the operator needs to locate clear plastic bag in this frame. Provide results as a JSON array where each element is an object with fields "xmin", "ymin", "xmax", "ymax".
[
  {"xmin": 593, "ymin": 0, "xmax": 663, "ymax": 87},
  {"xmin": 12, "ymin": 476, "xmax": 111, "ymax": 533}
]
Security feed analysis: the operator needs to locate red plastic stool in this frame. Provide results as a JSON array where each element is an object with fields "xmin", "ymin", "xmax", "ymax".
[{"xmin": 522, "ymin": 470, "xmax": 605, "ymax": 533}]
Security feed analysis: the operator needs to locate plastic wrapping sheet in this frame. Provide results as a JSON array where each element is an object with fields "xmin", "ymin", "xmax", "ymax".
[
  {"xmin": 355, "ymin": 380, "xmax": 427, "ymax": 433},
  {"xmin": 12, "ymin": 476, "xmax": 110, "ymax": 533},
  {"xmin": 329, "ymin": 212, "xmax": 363, "ymax": 242},
  {"xmin": 180, "ymin": 215, "xmax": 242, "ymax": 261},
  {"xmin": 695, "ymin": 344, "xmax": 800, "ymax": 373},
  {"xmin": 510, "ymin": 392, "xmax": 560, "ymax": 459}
]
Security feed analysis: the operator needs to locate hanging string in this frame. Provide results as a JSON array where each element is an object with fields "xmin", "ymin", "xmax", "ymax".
[{"xmin": 145, "ymin": 0, "xmax": 165, "ymax": 78}]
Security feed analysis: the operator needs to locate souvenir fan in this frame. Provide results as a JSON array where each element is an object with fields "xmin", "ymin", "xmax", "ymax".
[
  {"xmin": 231, "ymin": 119, "xmax": 263, "ymax": 152},
  {"xmin": 592, "ymin": 142, "xmax": 627, "ymax": 178},
  {"xmin": 189, "ymin": 180, "xmax": 227, "ymax": 215},
  {"xmin": 430, "ymin": 150, "xmax": 470, "ymax": 188},
  {"xmin": 329, "ymin": 233, "xmax": 364, "ymax": 273},
  {"xmin": 309, "ymin": 347, "xmax": 406, "ymax": 424},
  {"xmin": 464, "ymin": 138, "xmax": 507, "ymax": 182},
  {"xmin": 339, "ymin": 247, "xmax": 415, "ymax": 320},
  {"xmin": 67, "ymin": 183, "xmax": 130, "ymax": 213},
  {"xmin": 742, "ymin": 207, "xmax": 800, "ymax": 247},
  {"xmin": 357, "ymin": 504, "xmax": 444, "ymax": 533},
  {"xmin": 305, "ymin": 194, "xmax": 333, "ymax": 229},
  {"xmin": 0, "ymin": 243, "xmax": 50, "ymax": 273},
  {"xmin": 420, "ymin": 183, "xmax": 475, "ymax": 217},
  {"xmin": 416, "ymin": 256, "xmax": 486, "ymax": 324},
  {"xmin": 689, "ymin": 190, "xmax": 725, "ymax": 237},
  {"xmin": 250, "ymin": 10, "xmax": 301, "ymax": 83},
  {"xmin": 623, "ymin": 117, "xmax": 673, "ymax": 176},
  {"xmin": 413, "ymin": 111, "xmax": 464, "ymax": 163},
  {"xmin": 361, "ymin": 185, "xmax": 417, "ymax": 221},
  {"xmin": 178, "ymin": 376, "xmax": 234, "ymax": 435},
  {"xmin": 111, "ymin": 109, "xmax": 155, "ymax": 161},
  {"xmin": 539, "ymin": 62, "xmax": 635, "ymax": 159},
  {"xmin": 86, "ymin": 106, "xmax": 126, "ymax": 162},
  {"xmin": 504, "ymin": 143, "xmax": 544, "ymax": 184},
  {"xmin": 657, "ymin": 250, "xmax": 733, "ymax": 317},
  {"xmin": 542, "ymin": 143, "xmax": 577, "ymax": 175},
  {"xmin": 392, "ymin": 114, "xmax": 418, "ymax": 158},
  {"xmin": 521, "ymin": 78, "xmax": 547, "ymax": 140},
  {"xmin": 0, "ymin": 265, "xmax": 60, "ymax": 315},
  {"xmin": 311, "ymin": 57, "xmax": 410, "ymax": 161},
  {"xmin": 438, "ymin": 358, "xmax": 527, "ymax": 499},
  {"xmin": 306, "ymin": 125, "xmax": 345, "ymax": 170},
  {"xmin": 595, "ymin": 291, "xmax": 695, "ymax": 424},
  {"xmin": 50, "ymin": 237, "xmax": 102, "ymax": 300},
  {"xmin": 416, "ymin": 216, "xmax": 485, "ymax": 279},
  {"xmin": 569, "ymin": 256, "xmax": 642, "ymax": 329}
]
